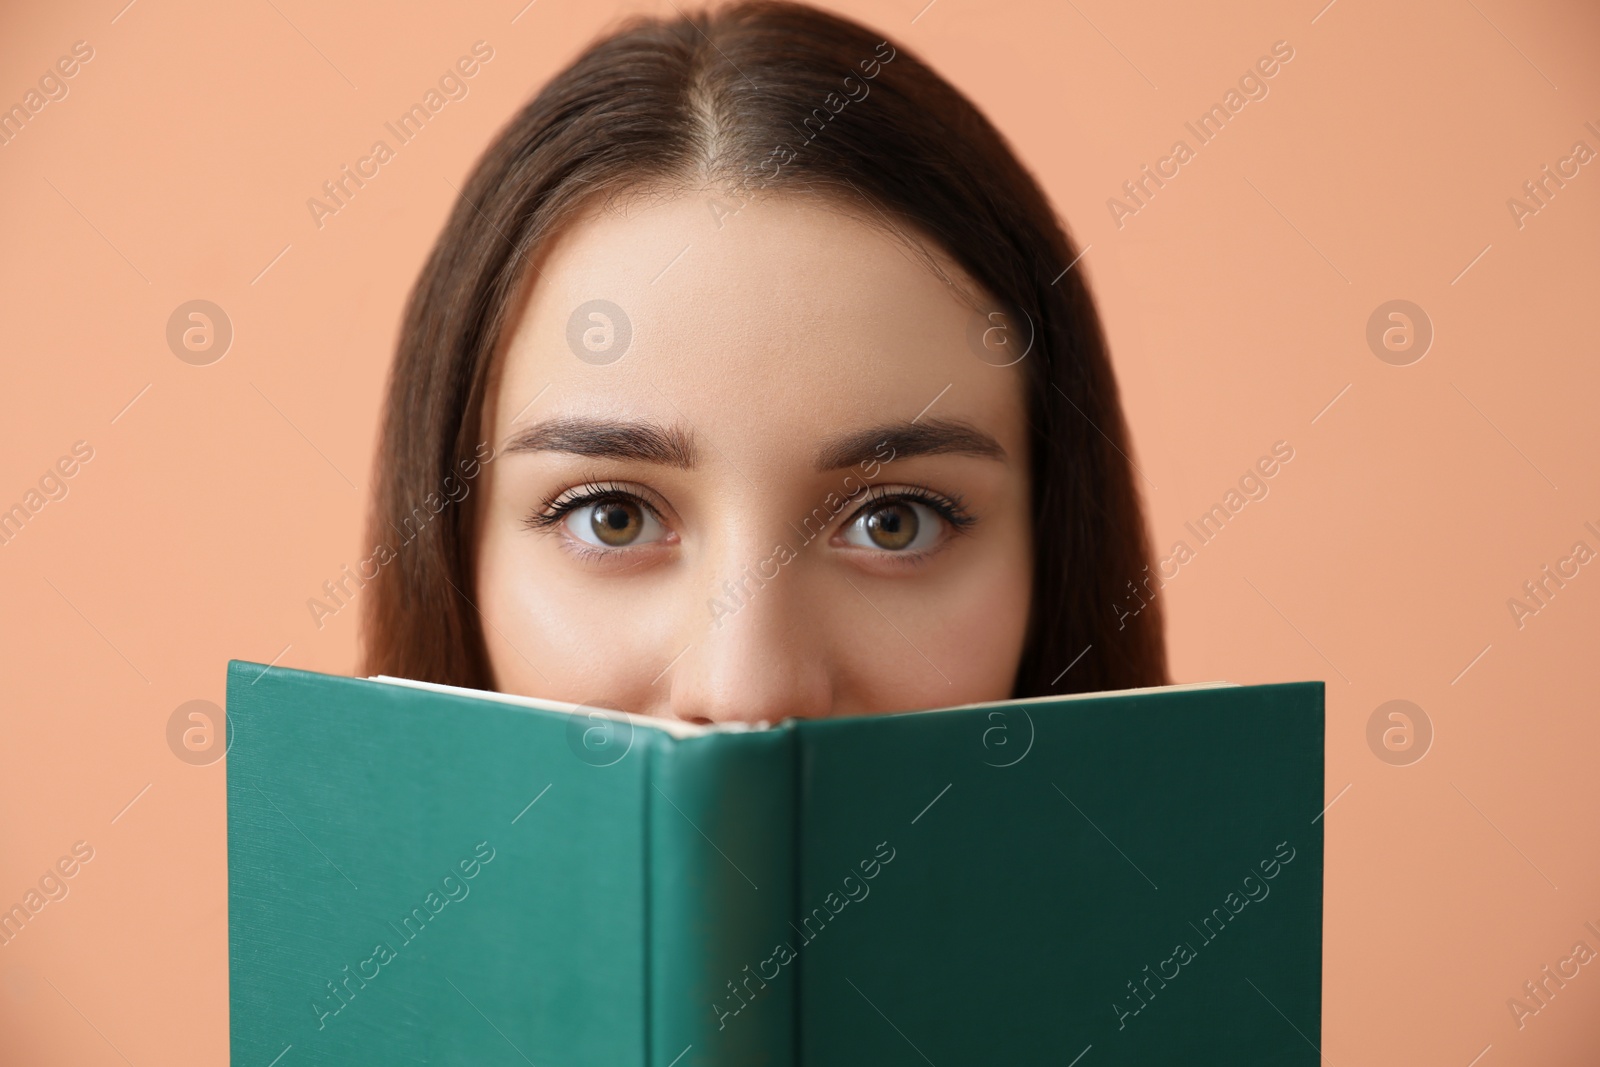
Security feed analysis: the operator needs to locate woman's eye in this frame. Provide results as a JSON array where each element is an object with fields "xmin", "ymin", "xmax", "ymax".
[
  {"xmin": 563, "ymin": 497, "xmax": 667, "ymax": 548},
  {"xmin": 841, "ymin": 499, "xmax": 943, "ymax": 552}
]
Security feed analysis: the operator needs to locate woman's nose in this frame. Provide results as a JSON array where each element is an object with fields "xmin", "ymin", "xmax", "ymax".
[{"xmin": 663, "ymin": 550, "xmax": 834, "ymax": 726}]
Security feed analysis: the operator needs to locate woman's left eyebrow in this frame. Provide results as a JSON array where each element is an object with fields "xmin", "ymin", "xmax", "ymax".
[
  {"xmin": 813, "ymin": 419, "xmax": 1007, "ymax": 472},
  {"xmin": 501, "ymin": 417, "xmax": 698, "ymax": 468}
]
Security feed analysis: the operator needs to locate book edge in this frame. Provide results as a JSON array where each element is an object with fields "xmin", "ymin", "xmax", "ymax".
[
  {"xmin": 367, "ymin": 673, "xmax": 1247, "ymax": 734},
  {"xmin": 227, "ymin": 660, "xmax": 1318, "ymax": 741}
]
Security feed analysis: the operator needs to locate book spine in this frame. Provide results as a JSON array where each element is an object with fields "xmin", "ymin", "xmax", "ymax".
[{"xmin": 648, "ymin": 727, "xmax": 796, "ymax": 1067}]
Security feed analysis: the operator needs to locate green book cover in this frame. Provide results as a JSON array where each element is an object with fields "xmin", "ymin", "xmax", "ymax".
[{"xmin": 226, "ymin": 661, "xmax": 1323, "ymax": 1065}]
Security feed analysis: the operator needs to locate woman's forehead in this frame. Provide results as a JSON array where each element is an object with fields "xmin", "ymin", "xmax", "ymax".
[{"xmin": 490, "ymin": 192, "xmax": 1027, "ymax": 456}]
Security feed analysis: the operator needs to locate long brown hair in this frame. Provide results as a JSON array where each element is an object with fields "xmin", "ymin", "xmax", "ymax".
[{"xmin": 362, "ymin": 0, "xmax": 1167, "ymax": 696}]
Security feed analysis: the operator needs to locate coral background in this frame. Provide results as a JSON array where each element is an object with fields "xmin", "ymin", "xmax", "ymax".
[{"xmin": 1, "ymin": 0, "xmax": 1597, "ymax": 1062}]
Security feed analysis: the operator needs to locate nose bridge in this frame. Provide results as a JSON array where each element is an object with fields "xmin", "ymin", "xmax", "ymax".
[
  {"xmin": 667, "ymin": 527, "xmax": 831, "ymax": 725},
  {"xmin": 707, "ymin": 533, "xmax": 792, "ymax": 625}
]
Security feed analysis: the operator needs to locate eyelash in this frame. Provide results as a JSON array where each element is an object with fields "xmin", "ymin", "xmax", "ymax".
[
  {"xmin": 521, "ymin": 480, "xmax": 977, "ymax": 551},
  {"xmin": 840, "ymin": 483, "xmax": 978, "ymax": 539},
  {"xmin": 522, "ymin": 479, "xmax": 667, "ymax": 533}
]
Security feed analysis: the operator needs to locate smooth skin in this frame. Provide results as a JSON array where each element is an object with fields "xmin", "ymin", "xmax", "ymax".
[{"xmin": 474, "ymin": 189, "xmax": 1033, "ymax": 725}]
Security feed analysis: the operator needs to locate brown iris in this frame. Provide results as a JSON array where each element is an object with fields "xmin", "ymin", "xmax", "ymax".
[
  {"xmin": 863, "ymin": 502, "xmax": 917, "ymax": 550},
  {"xmin": 591, "ymin": 499, "xmax": 645, "ymax": 546}
]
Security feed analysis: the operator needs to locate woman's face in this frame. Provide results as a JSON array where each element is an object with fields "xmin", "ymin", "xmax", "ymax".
[{"xmin": 474, "ymin": 191, "xmax": 1033, "ymax": 724}]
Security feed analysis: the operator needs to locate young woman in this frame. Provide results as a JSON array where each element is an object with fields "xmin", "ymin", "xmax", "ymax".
[{"xmin": 362, "ymin": 0, "xmax": 1166, "ymax": 723}]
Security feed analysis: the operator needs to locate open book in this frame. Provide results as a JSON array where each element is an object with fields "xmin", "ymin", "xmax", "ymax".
[{"xmin": 226, "ymin": 661, "xmax": 1323, "ymax": 1065}]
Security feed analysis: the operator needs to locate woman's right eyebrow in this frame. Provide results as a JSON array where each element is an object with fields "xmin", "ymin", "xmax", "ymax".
[{"xmin": 501, "ymin": 417, "xmax": 699, "ymax": 468}]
